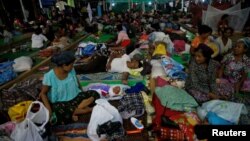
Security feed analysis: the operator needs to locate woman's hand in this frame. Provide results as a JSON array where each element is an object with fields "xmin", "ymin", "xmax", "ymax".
[{"xmin": 235, "ymin": 83, "xmax": 241, "ymax": 94}]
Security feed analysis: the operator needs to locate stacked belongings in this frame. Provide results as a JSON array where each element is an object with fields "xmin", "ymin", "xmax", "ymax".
[
  {"xmin": 150, "ymin": 54, "xmax": 201, "ymax": 140},
  {"xmin": 74, "ymin": 42, "xmax": 108, "ymax": 74},
  {"xmin": 160, "ymin": 56, "xmax": 187, "ymax": 88},
  {"xmin": 152, "ymin": 85, "xmax": 200, "ymax": 141},
  {"xmin": 87, "ymin": 99, "xmax": 125, "ymax": 141},
  {"xmin": 118, "ymin": 82, "xmax": 146, "ymax": 120},
  {"xmin": 0, "ymin": 61, "xmax": 17, "ymax": 85}
]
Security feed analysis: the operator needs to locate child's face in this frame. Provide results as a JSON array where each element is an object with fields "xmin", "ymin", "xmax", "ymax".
[
  {"xmin": 194, "ymin": 51, "xmax": 206, "ymax": 64},
  {"xmin": 233, "ymin": 42, "xmax": 247, "ymax": 56},
  {"xmin": 223, "ymin": 29, "xmax": 232, "ymax": 38},
  {"xmin": 62, "ymin": 62, "xmax": 74, "ymax": 72},
  {"xmin": 200, "ymin": 33, "xmax": 210, "ymax": 40},
  {"xmin": 113, "ymin": 86, "xmax": 121, "ymax": 94},
  {"xmin": 127, "ymin": 60, "xmax": 139, "ymax": 69}
]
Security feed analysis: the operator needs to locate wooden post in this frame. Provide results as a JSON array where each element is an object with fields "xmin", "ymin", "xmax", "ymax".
[
  {"xmin": 0, "ymin": 0, "xmax": 7, "ymax": 25},
  {"xmin": 103, "ymin": 0, "xmax": 105, "ymax": 12},
  {"xmin": 142, "ymin": 2, "xmax": 145, "ymax": 13},
  {"xmin": 182, "ymin": 0, "xmax": 184, "ymax": 11},
  {"xmin": 32, "ymin": 0, "xmax": 38, "ymax": 19},
  {"xmin": 128, "ymin": 0, "xmax": 130, "ymax": 11}
]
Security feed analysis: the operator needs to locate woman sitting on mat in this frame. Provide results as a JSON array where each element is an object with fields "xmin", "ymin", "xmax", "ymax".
[
  {"xmin": 186, "ymin": 44, "xmax": 229, "ymax": 104},
  {"xmin": 40, "ymin": 51, "xmax": 99, "ymax": 124},
  {"xmin": 218, "ymin": 37, "xmax": 250, "ymax": 94}
]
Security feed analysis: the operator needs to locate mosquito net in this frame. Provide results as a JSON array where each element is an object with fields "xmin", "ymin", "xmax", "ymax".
[{"xmin": 202, "ymin": 3, "xmax": 250, "ymax": 32}]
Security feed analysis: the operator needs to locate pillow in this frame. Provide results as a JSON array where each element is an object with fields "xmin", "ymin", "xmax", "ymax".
[{"xmin": 150, "ymin": 60, "xmax": 166, "ymax": 78}]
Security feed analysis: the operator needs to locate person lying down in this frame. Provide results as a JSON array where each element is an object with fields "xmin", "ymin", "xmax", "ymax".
[
  {"xmin": 83, "ymin": 83, "xmax": 130, "ymax": 100},
  {"xmin": 106, "ymin": 53, "xmax": 143, "ymax": 84}
]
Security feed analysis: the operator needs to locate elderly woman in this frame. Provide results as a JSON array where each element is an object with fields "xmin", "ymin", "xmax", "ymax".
[{"xmin": 218, "ymin": 37, "xmax": 250, "ymax": 94}]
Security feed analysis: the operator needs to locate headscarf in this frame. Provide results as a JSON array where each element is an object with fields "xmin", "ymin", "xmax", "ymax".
[{"xmin": 237, "ymin": 37, "xmax": 250, "ymax": 49}]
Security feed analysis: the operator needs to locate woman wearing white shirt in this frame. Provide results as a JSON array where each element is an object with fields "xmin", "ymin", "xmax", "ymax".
[
  {"xmin": 216, "ymin": 27, "xmax": 233, "ymax": 55},
  {"xmin": 214, "ymin": 27, "xmax": 234, "ymax": 62},
  {"xmin": 31, "ymin": 27, "xmax": 48, "ymax": 49}
]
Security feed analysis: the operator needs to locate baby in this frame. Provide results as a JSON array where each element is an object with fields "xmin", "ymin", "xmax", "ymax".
[{"xmin": 83, "ymin": 83, "xmax": 130, "ymax": 99}]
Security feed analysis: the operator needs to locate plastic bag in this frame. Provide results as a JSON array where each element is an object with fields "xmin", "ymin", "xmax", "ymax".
[
  {"xmin": 87, "ymin": 99, "xmax": 123, "ymax": 141},
  {"xmin": 11, "ymin": 101, "xmax": 49, "ymax": 141},
  {"xmin": 13, "ymin": 56, "xmax": 33, "ymax": 72},
  {"xmin": 8, "ymin": 101, "xmax": 33, "ymax": 122},
  {"xmin": 11, "ymin": 119, "xmax": 44, "ymax": 141},
  {"xmin": 0, "ymin": 61, "xmax": 17, "ymax": 85}
]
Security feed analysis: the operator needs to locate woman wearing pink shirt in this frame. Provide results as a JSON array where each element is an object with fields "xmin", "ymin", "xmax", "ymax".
[{"xmin": 115, "ymin": 24, "xmax": 131, "ymax": 48}]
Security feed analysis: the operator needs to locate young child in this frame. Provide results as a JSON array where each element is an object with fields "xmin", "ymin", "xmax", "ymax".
[
  {"xmin": 83, "ymin": 83, "xmax": 130, "ymax": 99},
  {"xmin": 31, "ymin": 27, "xmax": 48, "ymax": 49},
  {"xmin": 190, "ymin": 25, "xmax": 212, "ymax": 55},
  {"xmin": 218, "ymin": 37, "xmax": 250, "ymax": 94},
  {"xmin": 186, "ymin": 44, "xmax": 226, "ymax": 104},
  {"xmin": 40, "ymin": 51, "xmax": 100, "ymax": 124},
  {"xmin": 106, "ymin": 53, "xmax": 142, "ymax": 84}
]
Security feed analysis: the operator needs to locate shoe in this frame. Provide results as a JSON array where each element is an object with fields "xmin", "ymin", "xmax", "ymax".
[{"xmin": 131, "ymin": 117, "xmax": 144, "ymax": 130}]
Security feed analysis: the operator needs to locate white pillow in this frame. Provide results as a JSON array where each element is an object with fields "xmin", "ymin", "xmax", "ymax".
[
  {"xmin": 13, "ymin": 56, "xmax": 33, "ymax": 72},
  {"xmin": 150, "ymin": 59, "xmax": 166, "ymax": 78}
]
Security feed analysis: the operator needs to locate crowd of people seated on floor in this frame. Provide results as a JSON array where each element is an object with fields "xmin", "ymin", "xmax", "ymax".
[{"xmin": 0, "ymin": 3, "xmax": 250, "ymax": 141}]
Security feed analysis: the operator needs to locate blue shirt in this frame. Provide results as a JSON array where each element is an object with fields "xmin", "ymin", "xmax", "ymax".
[{"xmin": 43, "ymin": 69, "xmax": 81, "ymax": 103}]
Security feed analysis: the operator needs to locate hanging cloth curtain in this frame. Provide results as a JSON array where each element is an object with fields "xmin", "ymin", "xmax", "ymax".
[
  {"xmin": 39, "ymin": 0, "xmax": 43, "ymax": 8},
  {"xmin": 109, "ymin": 0, "xmax": 112, "ymax": 11},
  {"xmin": 87, "ymin": 2, "xmax": 93, "ymax": 22},
  {"xmin": 142, "ymin": 2, "xmax": 145, "ymax": 13}
]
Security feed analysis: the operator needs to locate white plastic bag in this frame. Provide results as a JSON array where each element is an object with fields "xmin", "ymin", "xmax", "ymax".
[
  {"xmin": 11, "ymin": 119, "xmax": 44, "ymax": 141},
  {"xmin": 13, "ymin": 56, "xmax": 33, "ymax": 72},
  {"xmin": 197, "ymin": 100, "xmax": 248, "ymax": 124},
  {"xmin": 87, "ymin": 99, "xmax": 122, "ymax": 141},
  {"xmin": 11, "ymin": 101, "xmax": 49, "ymax": 141}
]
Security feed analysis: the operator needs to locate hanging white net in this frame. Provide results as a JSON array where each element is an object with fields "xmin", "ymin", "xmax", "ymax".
[{"xmin": 202, "ymin": 3, "xmax": 250, "ymax": 33}]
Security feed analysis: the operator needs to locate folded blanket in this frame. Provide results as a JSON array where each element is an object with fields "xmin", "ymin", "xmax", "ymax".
[{"xmin": 155, "ymin": 86, "xmax": 198, "ymax": 111}]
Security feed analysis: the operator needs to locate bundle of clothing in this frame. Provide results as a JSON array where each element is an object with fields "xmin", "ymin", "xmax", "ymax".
[{"xmin": 161, "ymin": 56, "xmax": 187, "ymax": 80}]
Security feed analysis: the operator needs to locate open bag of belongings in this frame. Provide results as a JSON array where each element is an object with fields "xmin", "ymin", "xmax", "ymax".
[{"xmin": 10, "ymin": 101, "xmax": 49, "ymax": 141}]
